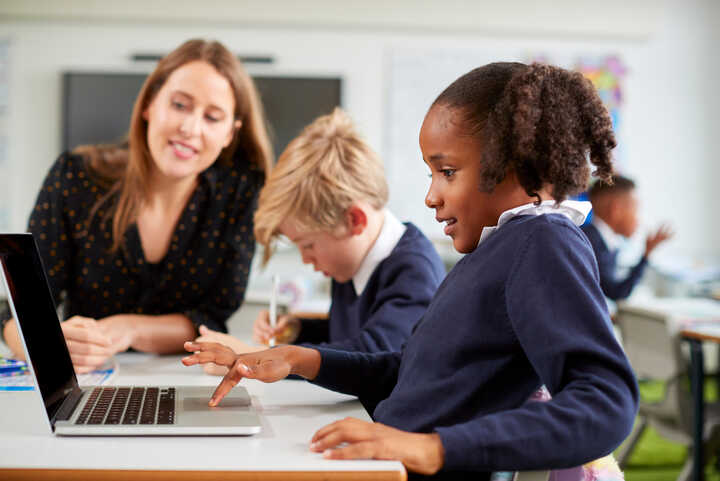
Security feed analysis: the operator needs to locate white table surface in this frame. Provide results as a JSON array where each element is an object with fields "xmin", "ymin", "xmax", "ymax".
[
  {"xmin": 0, "ymin": 353, "xmax": 406, "ymax": 480},
  {"xmin": 619, "ymin": 295, "xmax": 720, "ymax": 333}
]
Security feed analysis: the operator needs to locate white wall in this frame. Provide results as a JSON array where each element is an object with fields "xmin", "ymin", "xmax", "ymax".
[{"xmin": 0, "ymin": 0, "xmax": 717, "ymax": 272}]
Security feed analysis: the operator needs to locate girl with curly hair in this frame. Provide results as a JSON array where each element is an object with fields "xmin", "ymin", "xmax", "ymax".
[{"xmin": 182, "ymin": 62, "xmax": 639, "ymax": 481}]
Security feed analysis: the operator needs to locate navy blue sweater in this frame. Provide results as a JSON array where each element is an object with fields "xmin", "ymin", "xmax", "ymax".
[
  {"xmin": 312, "ymin": 214, "xmax": 638, "ymax": 480},
  {"xmin": 581, "ymin": 223, "xmax": 648, "ymax": 300},
  {"xmin": 296, "ymin": 223, "xmax": 446, "ymax": 353}
]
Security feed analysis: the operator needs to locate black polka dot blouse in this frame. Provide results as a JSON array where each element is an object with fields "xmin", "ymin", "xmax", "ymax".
[{"xmin": 1, "ymin": 151, "xmax": 263, "ymax": 334}]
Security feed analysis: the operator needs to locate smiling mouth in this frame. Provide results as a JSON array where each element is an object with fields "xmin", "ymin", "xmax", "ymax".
[
  {"xmin": 437, "ymin": 217, "xmax": 457, "ymax": 227},
  {"xmin": 170, "ymin": 141, "xmax": 198, "ymax": 156}
]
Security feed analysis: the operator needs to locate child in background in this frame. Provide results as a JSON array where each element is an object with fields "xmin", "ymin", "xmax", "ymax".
[
  {"xmin": 184, "ymin": 63, "xmax": 638, "ymax": 480},
  {"xmin": 195, "ymin": 108, "xmax": 445, "ymax": 370},
  {"xmin": 582, "ymin": 175, "xmax": 673, "ymax": 300}
]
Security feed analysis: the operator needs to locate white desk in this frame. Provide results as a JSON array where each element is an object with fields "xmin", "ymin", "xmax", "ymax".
[{"xmin": 0, "ymin": 353, "xmax": 406, "ymax": 481}]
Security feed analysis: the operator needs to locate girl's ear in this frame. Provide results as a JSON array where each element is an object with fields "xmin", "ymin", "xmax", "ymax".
[{"xmin": 346, "ymin": 204, "xmax": 368, "ymax": 237}]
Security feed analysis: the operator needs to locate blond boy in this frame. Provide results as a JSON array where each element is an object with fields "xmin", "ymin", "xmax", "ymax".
[{"xmin": 196, "ymin": 108, "xmax": 445, "ymax": 369}]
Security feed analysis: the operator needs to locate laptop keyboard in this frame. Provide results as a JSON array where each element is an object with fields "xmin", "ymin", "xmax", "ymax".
[{"xmin": 75, "ymin": 387, "xmax": 176, "ymax": 425}]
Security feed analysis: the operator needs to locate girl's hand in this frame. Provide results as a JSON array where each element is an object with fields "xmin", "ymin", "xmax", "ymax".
[
  {"xmin": 195, "ymin": 325, "xmax": 264, "ymax": 376},
  {"xmin": 61, "ymin": 316, "xmax": 113, "ymax": 374},
  {"xmin": 310, "ymin": 418, "xmax": 445, "ymax": 476},
  {"xmin": 252, "ymin": 309, "xmax": 300, "ymax": 345},
  {"xmin": 182, "ymin": 342, "xmax": 321, "ymax": 406}
]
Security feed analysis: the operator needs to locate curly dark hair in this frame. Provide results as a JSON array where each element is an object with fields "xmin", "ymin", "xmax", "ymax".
[{"xmin": 433, "ymin": 62, "xmax": 616, "ymax": 203}]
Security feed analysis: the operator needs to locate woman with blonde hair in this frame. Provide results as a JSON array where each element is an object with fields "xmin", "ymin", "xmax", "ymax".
[{"xmin": 1, "ymin": 38, "xmax": 273, "ymax": 372}]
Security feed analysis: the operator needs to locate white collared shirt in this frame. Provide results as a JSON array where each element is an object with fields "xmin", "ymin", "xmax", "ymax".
[
  {"xmin": 591, "ymin": 216, "xmax": 622, "ymax": 252},
  {"xmin": 478, "ymin": 199, "xmax": 592, "ymax": 246},
  {"xmin": 352, "ymin": 210, "xmax": 407, "ymax": 295}
]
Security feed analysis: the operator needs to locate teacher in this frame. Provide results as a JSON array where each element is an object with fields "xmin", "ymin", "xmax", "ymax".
[{"xmin": 1, "ymin": 38, "xmax": 272, "ymax": 372}]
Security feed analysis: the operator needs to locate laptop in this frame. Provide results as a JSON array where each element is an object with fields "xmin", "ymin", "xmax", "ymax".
[{"xmin": 0, "ymin": 233, "xmax": 262, "ymax": 436}]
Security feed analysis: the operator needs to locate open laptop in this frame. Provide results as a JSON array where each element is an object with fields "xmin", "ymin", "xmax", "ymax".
[{"xmin": 0, "ymin": 233, "xmax": 262, "ymax": 436}]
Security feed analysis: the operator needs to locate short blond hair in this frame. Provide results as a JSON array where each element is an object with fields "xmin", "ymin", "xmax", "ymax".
[{"xmin": 254, "ymin": 107, "xmax": 388, "ymax": 263}]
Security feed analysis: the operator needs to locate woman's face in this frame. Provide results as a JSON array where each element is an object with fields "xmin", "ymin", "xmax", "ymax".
[{"xmin": 143, "ymin": 60, "xmax": 239, "ymax": 182}]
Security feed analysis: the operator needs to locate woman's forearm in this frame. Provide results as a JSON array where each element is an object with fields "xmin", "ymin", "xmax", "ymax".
[{"xmin": 108, "ymin": 313, "xmax": 197, "ymax": 354}]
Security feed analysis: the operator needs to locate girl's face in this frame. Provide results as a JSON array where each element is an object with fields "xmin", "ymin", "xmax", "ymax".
[
  {"xmin": 143, "ymin": 60, "xmax": 239, "ymax": 182},
  {"xmin": 420, "ymin": 105, "xmax": 497, "ymax": 254}
]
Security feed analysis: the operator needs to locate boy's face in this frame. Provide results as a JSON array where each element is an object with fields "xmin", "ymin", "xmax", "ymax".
[
  {"xmin": 611, "ymin": 191, "xmax": 639, "ymax": 238},
  {"xmin": 420, "ymin": 105, "xmax": 493, "ymax": 253},
  {"xmin": 279, "ymin": 219, "xmax": 364, "ymax": 283}
]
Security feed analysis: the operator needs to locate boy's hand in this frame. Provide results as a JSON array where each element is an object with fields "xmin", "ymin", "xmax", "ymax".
[
  {"xmin": 182, "ymin": 343, "xmax": 321, "ymax": 406},
  {"xmin": 645, "ymin": 223, "xmax": 674, "ymax": 256},
  {"xmin": 310, "ymin": 418, "xmax": 445, "ymax": 475},
  {"xmin": 252, "ymin": 309, "xmax": 300, "ymax": 345}
]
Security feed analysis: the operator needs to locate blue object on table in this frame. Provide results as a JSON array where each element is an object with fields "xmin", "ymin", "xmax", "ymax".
[{"xmin": 0, "ymin": 357, "xmax": 28, "ymax": 375}]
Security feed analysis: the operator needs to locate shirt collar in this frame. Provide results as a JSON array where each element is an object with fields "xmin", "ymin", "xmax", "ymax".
[
  {"xmin": 352, "ymin": 210, "xmax": 407, "ymax": 295},
  {"xmin": 592, "ymin": 216, "xmax": 622, "ymax": 251},
  {"xmin": 478, "ymin": 199, "xmax": 592, "ymax": 246}
]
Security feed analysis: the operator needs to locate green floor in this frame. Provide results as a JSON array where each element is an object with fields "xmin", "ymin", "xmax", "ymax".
[{"xmin": 621, "ymin": 379, "xmax": 720, "ymax": 481}]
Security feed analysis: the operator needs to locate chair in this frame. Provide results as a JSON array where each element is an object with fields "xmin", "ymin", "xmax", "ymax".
[{"xmin": 615, "ymin": 304, "xmax": 720, "ymax": 481}]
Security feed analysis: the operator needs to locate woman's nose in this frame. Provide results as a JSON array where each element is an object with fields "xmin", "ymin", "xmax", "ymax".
[{"xmin": 179, "ymin": 112, "xmax": 202, "ymax": 137}]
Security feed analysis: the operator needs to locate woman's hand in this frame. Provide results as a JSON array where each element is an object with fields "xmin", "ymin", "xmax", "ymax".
[
  {"xmin": 194, "ymin": 325, "xmax": 264, "ymax": 376},
  {"xmin": 252, "ymin": 309, "xmax": 300, "ymax": 345},
  {"xmin": 182, "ymin": 342, "xmax": 321, "ymax": 406},
  {"xmin": 310, "ymin": 418, "xmax": 445, "ymax": 476},
  {"xmin": 97, "ymin": 314, "xmax": 138, "ymax": 355},
  {"xmin": 61, "ymin": 316, "xmax": 113, "ymax": 373}
]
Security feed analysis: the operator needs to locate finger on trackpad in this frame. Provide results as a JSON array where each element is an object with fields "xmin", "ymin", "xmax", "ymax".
[{"xmin": 183, "ymin": 396, "xmax": 250, "ymax": 411}]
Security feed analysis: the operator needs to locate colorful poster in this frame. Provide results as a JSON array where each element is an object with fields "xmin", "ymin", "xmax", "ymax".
[{"xmin": 575, "ymin": 55, "xmax": 627, "ymax": 170}]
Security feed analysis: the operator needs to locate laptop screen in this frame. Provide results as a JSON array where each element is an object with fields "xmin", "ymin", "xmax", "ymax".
[{"xmin": 0, "ymin": 234, "xmax": 78, "ymax": 420}]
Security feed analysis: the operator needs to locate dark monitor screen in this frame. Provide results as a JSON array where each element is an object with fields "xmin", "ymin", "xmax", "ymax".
[
  {"xmin": 62, "ymin": 72, "xmax": 342, "ymax": 158},
  {"xmin": 0, "ymin": 234, "xmax": 77, "ymax": 422}
]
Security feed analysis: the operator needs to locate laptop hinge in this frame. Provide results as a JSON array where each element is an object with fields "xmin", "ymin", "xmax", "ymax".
[{"xmin": 52, "ymin": 386, "xmax": 85, "ymax": 427}]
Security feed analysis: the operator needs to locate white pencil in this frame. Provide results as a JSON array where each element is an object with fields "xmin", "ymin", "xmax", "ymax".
[{"xmin": 269, "ymin": 274, "xmax": 278, "ymax": 347}]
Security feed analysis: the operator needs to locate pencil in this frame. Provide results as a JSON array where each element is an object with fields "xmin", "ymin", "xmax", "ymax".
[{"xmin": 269, "ymin": 274, "xmax": 278, "ymax": 347}]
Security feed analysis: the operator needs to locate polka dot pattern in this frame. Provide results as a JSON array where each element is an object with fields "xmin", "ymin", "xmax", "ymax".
[{"xmin": 0, "ymin": 152, "xmax": 263, "ymax": 334}]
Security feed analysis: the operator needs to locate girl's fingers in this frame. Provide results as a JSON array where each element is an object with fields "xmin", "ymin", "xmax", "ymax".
[
  {"xmin": 209, "ymin": 362, "xmax": 251, "ymax": 406},
  {"xmin": 322, "ymin": 441, "xmax": 379, "ymax": 460},
  {"xmin": 184, "ymin": 341, "xmax": 220, "ymax": 352},
  {"xmin": 182, "ymin": 350, "xmax": 234, "ymax": 367},
  {"xmin": 311, "ymin": 417, "xmax": 365, "ymax": 445}
]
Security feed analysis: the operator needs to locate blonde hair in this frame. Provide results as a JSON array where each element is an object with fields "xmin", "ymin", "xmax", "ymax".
[
  {"xmin": 76, "ymin": 38, "xmax": 273, "ymax": 252},
  {"xmin": 254, "ymin": 107, "xmax": 388, "ymax": 263}
]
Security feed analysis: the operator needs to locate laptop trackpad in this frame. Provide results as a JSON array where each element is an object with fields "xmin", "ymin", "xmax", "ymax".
[{"xmin": 180, "ymin": 386, "xmax": 251, "ymax": 411}]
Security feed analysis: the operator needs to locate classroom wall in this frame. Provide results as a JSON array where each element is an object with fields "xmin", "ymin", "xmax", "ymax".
[{"xmin": 0, "ymin": 0, "xmax": 717, "ymax": 281}]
